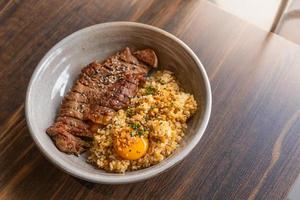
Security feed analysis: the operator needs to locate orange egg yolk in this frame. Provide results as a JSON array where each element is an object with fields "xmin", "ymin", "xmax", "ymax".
[{"xmin": 114, "ymin": 136, "xmax": 149, "ymax": 160}]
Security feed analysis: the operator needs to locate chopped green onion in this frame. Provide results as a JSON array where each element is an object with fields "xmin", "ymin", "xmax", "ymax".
[
  {"xmin": 144, "ymin": 86, "xmax": 156, "ymax": 95},
  {"xmin": 130, "ymin": 122, "xmax": 140, "ymax": 129},
  {"xmin": 126, "ymin": 108, "xmax": 135, "ymax": 117},
  {"xmin": 130, "ymin": 131, "xmax": 135, "ymax": 137}
]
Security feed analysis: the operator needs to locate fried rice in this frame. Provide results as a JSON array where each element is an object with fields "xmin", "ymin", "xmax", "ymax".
[{"xmin": 88, "ymin": 70, "xmax": 197, "ymax": 173}]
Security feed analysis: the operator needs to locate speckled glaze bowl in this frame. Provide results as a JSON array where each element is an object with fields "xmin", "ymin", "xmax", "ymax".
[{"xmin": 26, "ymin": 22, "xmax": 211, "ymax": 184}]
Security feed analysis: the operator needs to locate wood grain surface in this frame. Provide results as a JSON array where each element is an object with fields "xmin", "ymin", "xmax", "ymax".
[{"xmin": 1, "ymin": 0, "xmax": 300, "ymax": 199}]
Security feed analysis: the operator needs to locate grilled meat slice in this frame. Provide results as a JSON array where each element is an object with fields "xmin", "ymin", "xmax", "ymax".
[
  {"xmin": 47, "ymin": 124, "xmax": 90, "ymax": 155},
  {"xmin": 65, "ymin": 91, "xmax": 88, "ymax": 103},
  {"xmin": 56, "ymin": 116, "xmax": 92, "ymax": 137},
  {"xmin": 46, "ymin": 47, "xmax": 158, "ymax": 155},
  {"xmin": 86, "ymin": 105, "xmax": 116, "ymax": 125},
  {"xmin": 134, "ymin": 49, "xmax": 158, "ymax": 68}
]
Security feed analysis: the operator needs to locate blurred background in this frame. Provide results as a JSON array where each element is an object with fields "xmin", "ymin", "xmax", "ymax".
[{"xmin": 209, "ymin": 0, "xmax": 300, "ymax": 45}]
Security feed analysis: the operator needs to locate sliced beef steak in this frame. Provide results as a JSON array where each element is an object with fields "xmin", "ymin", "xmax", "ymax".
[{"xmin": 46, "ymin": 47, "xmax": 158, "ymax": 155}]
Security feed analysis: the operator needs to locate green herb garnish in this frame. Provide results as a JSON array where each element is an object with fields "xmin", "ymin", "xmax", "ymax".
[
  {"xmin": 130, "ymin": 131, "xmax": 135, "ymax": 137},
  {"xmin": 130, "ymin": 122, "xmax": 144, "ymax": 136},
  {"xmin": 144, "ymin": 86, "xmax": 156, "ymax": 95},
  {"xmin": 137, "ymin": 130, "xmax": 144, "ymax": 136},
  {"xmin": 130, "ymin": 122, "xmax": 140, "ymax": 129},
  {"xmin": 126, "ymin": 108, "xmax": 135, "ymax": 117}
]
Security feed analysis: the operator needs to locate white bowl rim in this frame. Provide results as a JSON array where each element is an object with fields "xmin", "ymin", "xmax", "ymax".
[{"xmin": 25, "ymin": 21, "xmax": 212, "ymax": 184}]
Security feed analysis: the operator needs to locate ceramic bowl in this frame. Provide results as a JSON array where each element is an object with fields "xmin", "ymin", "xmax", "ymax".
[{"xmin": 26, "ymin": 22, "xmax": 211, "ymax": 184}]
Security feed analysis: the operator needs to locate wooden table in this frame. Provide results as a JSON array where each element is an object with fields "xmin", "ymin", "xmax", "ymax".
[{"xmin": 1, "ymin": 0, "xmax": 300, "ymax": 199}]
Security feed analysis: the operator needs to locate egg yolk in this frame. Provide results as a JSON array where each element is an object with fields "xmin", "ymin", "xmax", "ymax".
[{"xmin": 114, "ymin": 136, "xmax": 149, "ymax": 160}]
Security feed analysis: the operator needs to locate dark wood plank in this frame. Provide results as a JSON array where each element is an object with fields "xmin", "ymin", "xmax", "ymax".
[{"xmin": 0, "ymin": 0, "xmax": 300, "ymax": 200}]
